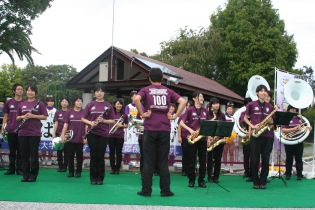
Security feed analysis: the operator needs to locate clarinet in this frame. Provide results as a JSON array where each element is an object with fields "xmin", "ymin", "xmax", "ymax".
[
  {"xmin": 15, "ymin": 100, "xmax": 41, "ymax": 133},
  {"xmin": 83, "ymin": 106, "xmax": 111, "ymax": 139}
]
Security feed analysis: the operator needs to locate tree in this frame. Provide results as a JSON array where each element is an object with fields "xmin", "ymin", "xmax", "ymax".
[
  {"xmin": 0, "ymin": 64, "xmax": 23, "ymax": 102},
  {"xmin": 151, "ymin": 26, "xmax": 221, "ymax": 79},
  {"xmin": 210, "ymin": 0, "xmax": 298, "ymax": 95},
  {"xmin": 0, "ymin": 0, "xmax": 53, "ymax": 66}
]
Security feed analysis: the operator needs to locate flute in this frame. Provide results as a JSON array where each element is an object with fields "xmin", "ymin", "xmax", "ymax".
[
  {"xmin": 83, "ymin": 106, "xmax": 110, "ymax": 138},
  {"xmin": 15, "ymin": 100, "xmax": 41, "ymax": 133}
]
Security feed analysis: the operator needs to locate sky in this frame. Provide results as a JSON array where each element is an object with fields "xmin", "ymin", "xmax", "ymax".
[{"xmin": 0, "ymin": 0, "xmax": 314, "ymax": 72}]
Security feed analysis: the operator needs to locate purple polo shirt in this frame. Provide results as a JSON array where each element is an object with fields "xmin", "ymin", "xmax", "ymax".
[
  {"xmin": 54, "ymin": 109, "xmax": 68, "ymax": 135},
  {"xmin": 178, "ymin": 114, "xmax": 188, "ymax": 138},
  {"xmin": 245, "ymin": 100, "xmax": 274, "ymax": 138},
  {"xmin": 64, "ymin": 109, "xmax": 85, "ymax": 143},
  {"xmin": 17, "ymin": 100, "xmax": 48, "ymax": 137},
  {"xmin": 2, "ymin": 98, "xmax": 25, "ymax": 133},
  {"xmin": 181, "ymin": 106, "xmax": 210, "ymax": 139},
  {"xmin": 109, "ymin": 112, "xmax": 128, "ymax": 138},
  {"xmin": 83, "ymin": 100, "xmax": 114, "ymax": 137},
  {"xmin": 137, "ymin": 84, "xmax": 181, "ymax": 131},
  {"xmin": 239, "ymin": 111, "xmax": 248, "ymax": 130}
]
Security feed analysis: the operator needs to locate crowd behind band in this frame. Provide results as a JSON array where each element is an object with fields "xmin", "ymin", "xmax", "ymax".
[{"xmin": 0, "ymin": 68, "xmax": 311, "ymax": 196}]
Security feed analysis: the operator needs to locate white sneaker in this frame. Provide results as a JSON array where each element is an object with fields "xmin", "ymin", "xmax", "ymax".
[
  {"xmin": 229, "ymin": 167, "xmax": 234, "ymax": 173},
  {"xmin": 46, "ymin": 159, "xmax": 52, "ymax": 166}
]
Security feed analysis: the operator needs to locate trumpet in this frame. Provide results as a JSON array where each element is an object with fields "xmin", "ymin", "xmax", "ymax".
[
  {"xmin": 109, "ymin": 115, "xmax": 125, "ymax": 134},
  {"xmin": 128, "ymin": 115, "xmax": 144, "ymax": 135}
]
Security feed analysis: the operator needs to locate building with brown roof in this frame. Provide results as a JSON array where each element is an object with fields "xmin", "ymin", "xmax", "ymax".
[{"xmin": 67, "ymin": 46, "xmax": 243, "ymax": 106}]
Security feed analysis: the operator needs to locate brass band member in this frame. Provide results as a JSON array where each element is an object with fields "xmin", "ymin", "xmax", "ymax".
[
  {"xmin": 53, "ymin": 97, "xmax": 69, "ymax": 172},
  {"xmin": 283, "ymin": 105, "xmax": 312, "ymax": 181},
  {"xmin": 244, "ymin": 85, "xmax": 275, "ymax": 189},
  {"xmin": 1, "ymin": 83, "xmax": 24, "ymax": 175},
  {"xmin": 207, "ymin": 97, "xmax": 226, "ymax": 183},
  {"xmin": 108, "ymin": 98, "xmax": 128, "ymax": 175},
  {"xmin": 240, "ymin": 97, "xmax": 252, "ymax": 181},
  {"xmin": 17, "ymin": 85, "xmax": 48, "ymax": 182},
  {"xmin": 81, "ymin": 83, "xmax": 115, "ymax": 185},
  {"xmin": 180, "ymin": 92, "xmax": 210, "ymax": 188}
]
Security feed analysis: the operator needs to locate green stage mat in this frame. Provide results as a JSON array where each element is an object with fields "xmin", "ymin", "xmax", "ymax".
[{"xmin": 0, "ymin": 168, "xmax": 314, "ymax": 208}]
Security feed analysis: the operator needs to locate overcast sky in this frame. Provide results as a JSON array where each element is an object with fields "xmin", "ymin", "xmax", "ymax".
[{"xmin": 0, "ymin": 0, "xmax": 314, "ymax": 72}]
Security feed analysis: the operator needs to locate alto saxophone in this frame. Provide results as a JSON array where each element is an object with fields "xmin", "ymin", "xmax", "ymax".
[
  {"xmin": 207, "ymin": 136, "xmax": 226, "ymax": 152},
  {"xmin": 187, "ymin": 111, "xmax": 216, "ymax": 144},
  {"xmin": 252, "ymin": 108, "xmax": 277, "ymax": 138}
]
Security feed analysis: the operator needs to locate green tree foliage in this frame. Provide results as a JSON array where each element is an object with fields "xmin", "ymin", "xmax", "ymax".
[
  {"xmin": 0, "ymin": 0, "xmax": 53, "ymax": 65},
  {"xmin": 302, "ymin": 107, "xmax": 315, "ymax": 142},
  {"xmin": 0, "ymin": 64, "xmax": 23, "ymax": 102},
  {"xmin": 210, "ymin": 0, "xmax": 298, "ymax": 95},
  {"xmin": 0, "ymin": 64, "xmax": 81, "ymax": 108},
  {"xmin": 151, "ymin": 26, "xmax": 221, "ymax": 79}
]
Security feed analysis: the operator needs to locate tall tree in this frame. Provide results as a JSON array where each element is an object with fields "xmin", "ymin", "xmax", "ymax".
[
  {"xmin": 0, "ymin": 0, "xmax": 53, "ymax": 66},
  {"xmin": 210, "ymin": 0, "xmax": 298, "ymax": 95},
  {"xmin": 152, "ymin": 26, "xmax": 221, "ymax": 79},
  {"xmin": 0, "ymin": 64, "xmax": 23, "ymax": 101}
]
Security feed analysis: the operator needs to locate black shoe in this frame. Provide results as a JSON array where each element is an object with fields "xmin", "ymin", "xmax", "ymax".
[
  {"xmin": 297, "ymin": 176, "xmax": 303, "ymax": 181},
  {"xmin": 211, "ymin": 178, "xmax": 219, "ymax": 183},
  {"xmin": 246, "ymin": 177, "xmax": 253, "ymax": 182},
  {"xmin": 96, "ymin": 179, "xmax": 103, "ymax": 185},
  {"xmin": 57, "ymin": 168, "xmax": 63, "ymax": 172},
  {"xmin": 207, "ymin": 176, "xmax": 211, "ymax": 182},
  {"xmin": 253, "ymin": 185, "xmax": 260, "ymax": 189},
  {"xmin": 137, "ymin": 191, "xmax": 151, "ymax": 197},
  {"xmin": 4, "ymin": 170, "xmax": 15, "ymax": 175},
  {"xmin": 21, "ymin": 177, "xmax": 29, "ymax": 182},
  {"xmin": 188, "ymin": 181, "xmax": 195, "ymax": 187},
  {"xmin": 161, "ymin": 191, "xmax": 174, "ymax": 197},
  {"xmin": 115, "ymin": 170, "xmax": 119, "ymax": 175},
  {"xmin": 260, "ymin": 185, "xmax": 266, "ymax": 189},
  {"xmin": 243, "ymin": 173, "xmax": 249, "ymax": 178},
  {"xmin": 67, "ymin": 172, "xmax": 74, "ymax": 177},
  {"xmin": 110, "ymin": 170, "xmax": 115, "ymax": 174},
  {"xmin": 75, "ymin": 172, "xmax": 81, "ymax": 178},
  {"xmin": 198, "ymin": 181, "xmax": 206, "ymax": 188},
  {"xmin": 285, "ymin": 175, "xmax": 291, "ymax": 180},
  {"xmin": 16, "ymin": 170, "xmax": 23, "ymax": 175},
  {"xmin": 91, "ymin": 179, "xmax": 97, "ymax": 185},
  {"xmin": 28, "ymin": 177, "xmax": 36, "ymax": 182}
]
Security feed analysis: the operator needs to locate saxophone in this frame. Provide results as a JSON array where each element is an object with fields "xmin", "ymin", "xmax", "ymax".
[
  {"xmin": 207, "ymin": 136, "xmax": 226, "ymax": 152},
  {"xmin": 187, "ymin": 111, "xmax": 216, "ymax": 144},
  {"xmin": 252, "ymin": 108, "xmax": 277, "ymax": 138}
]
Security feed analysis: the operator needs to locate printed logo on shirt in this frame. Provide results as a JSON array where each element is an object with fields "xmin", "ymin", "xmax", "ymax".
[
  {"xmin": 266, "ymin": 108, "xmax": 269, "ymax": 112},
  {"xmin": 202, "ymin": 112, "xmax": 206, "ymax": 116},
  {"xmin": 91, "ymin": 106, "xmax": 96, "ymax": 110},
  {"xmin": 149, "ymin": 88, "xmax": 168, "ymax": 95},
  {"xmin": 22, "ymin": 106, "xmax": 27, "ymax": 109},
  {"xmin": 59, "ymin": 114, "xmax": 62, "ymax": 117},
  {"xmin": 254, "ymin": 107, "xmax": 259, "ymax": 111},
  {"xmin": 192, "ymin": 112, "xmax": 197, "ymax": 116},
  {"xmin": 70, "ymin": 114, "xmax": 74, "ymax": 118},
  {"xmin": 10, "ymin": 105, "xmax": 15, "ymax": 108}
]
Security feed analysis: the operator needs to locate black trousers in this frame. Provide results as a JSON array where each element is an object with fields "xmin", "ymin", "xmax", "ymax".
[
  {"xmin": 108, "ymin": 137, "xmax": 124, "ymax": 171},
  {"xmin": 207, "ymin": 143, "xmax": 224, "ymax": 180},
  {"xmin": 19, "ymin": 136, "xmax": 40, "ymax": 180},
  {"xmin": 7, "ymin": 133, "xmax": 22, "ymax": 172},
  {"xmin": 68, "ymin": 142, "xmax": 84, "ymax": 174},
  {"xmin": 243, "ymin": 142, "xmax": 251, "ymax": 177},
  {"xmin": 56, "ymin": 133, "xmax": 69, "ymax": 170},
  {"xmin": 142, "ymin": 131, "xmax": 170, "ymax": 194},
  {"xmin": 187, "ymin": 139, "xmax": 207, "ymax": 182},
  {"xmin": 250, "ymin": 136, "xmax": 273, "ymax": 186},
  {"xmin": 181, "ymin": 137, "xmax": 189, "ymax": 173},
  {"xmin": 138, "ymin": 138, "xmax": 144, "ymax": 174},
  {"xmin": 87, "ymin": 133, "xmax": 108, "ymax": 181},
  {"xmin": 285, "ymin": 142, "xmax": 304, "ymax": 177}
]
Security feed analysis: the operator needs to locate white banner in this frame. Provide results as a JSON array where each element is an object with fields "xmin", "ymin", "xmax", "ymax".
[{"xmin": 276, "ymin": 70, "xmax": 295, "ymax": 111}]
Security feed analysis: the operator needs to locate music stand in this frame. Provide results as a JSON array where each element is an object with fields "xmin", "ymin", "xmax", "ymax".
[
  {"xmin": 270, "ymin": 111, "xmax": 297, "ymax": 187},
  {"xmin": 200, "ymin": 120, "xmax": 235, "ymax": 192}
]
